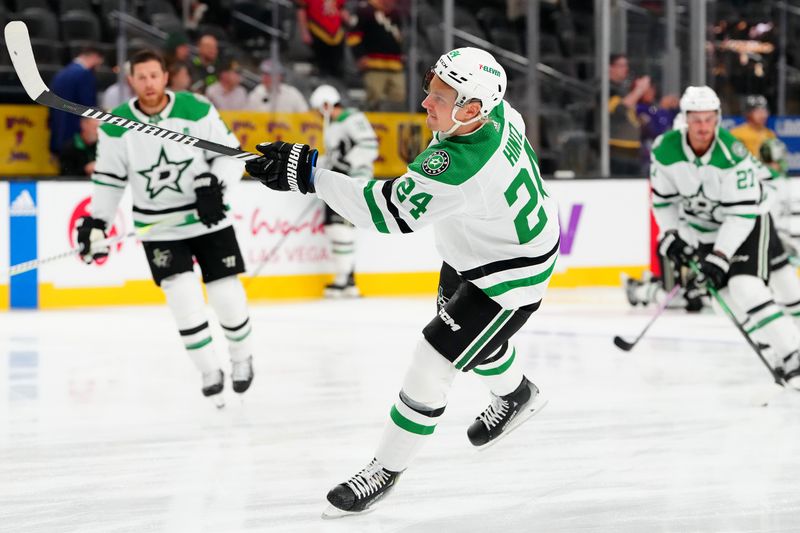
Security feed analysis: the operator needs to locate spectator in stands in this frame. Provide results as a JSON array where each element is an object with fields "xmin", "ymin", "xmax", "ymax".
[
  {"xmin": 60, "ymin": 118, "xmax": 98, "ymax": 177},
  {"xmin": 347, "ymin": 0, "xmax": 405, "ymax": 110},
  {"xmin": 168, "ymin": 61, "xmax": 193, "ymax": 92},
  {"xmin": 190, "ymin": 33, "xmax": 221, "ymax": 93},
  {"xmin": 247, "ymin": 60, "xmax": 309, "ymax": 113},
  {"xmin": 608, "ymin": 53, "xmax": 650, "ymax": 175},
  {"xmin": 165, "ymin": 32, "xmax": 191, "ymax": 65},
  {"xmin": 206, "ymin": 59, "xmax": 248, "ymax": 110},
  {"xmin": 48, "ymin": 46, "xmax": 104, "ymax": 155},
  {"xmin": 729, "ymin": 95, "xmax": 776, "ymax": 157},
  {"xmin": 636, "ymin": 85, "xmax": 679, "ymax": 173},
  {"xmin": 297, "ymin": 0, "xmax": 348, "ymax": 78},
  {"xmin": 101, "ymin": 62, "xmax": 133, "ymax": 110}
]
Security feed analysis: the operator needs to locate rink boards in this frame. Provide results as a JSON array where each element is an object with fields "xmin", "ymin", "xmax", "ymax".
[{"xmin": 2, "ymin": 178, "xmax": 655, "ymax": 309}]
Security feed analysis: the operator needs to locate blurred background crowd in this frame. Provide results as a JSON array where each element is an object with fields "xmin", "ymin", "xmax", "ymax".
[{"xmin": 0, "ymin": 0, "xmax": 799, "ymax": 178}]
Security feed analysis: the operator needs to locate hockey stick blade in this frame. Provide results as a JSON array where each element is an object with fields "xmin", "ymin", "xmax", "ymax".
[
  {"xmin": 613, "ymin": 335, "xmax": 635, "ymax": 352},
  {"xmin": 4, "ymin": 21, "xmax": 259, "ymax": 162}
]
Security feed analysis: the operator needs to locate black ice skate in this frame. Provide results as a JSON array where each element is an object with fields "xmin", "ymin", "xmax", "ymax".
[
  {"xmin": 231, "ymin": 356, "xmax": 254, "ymax": 393},
  {"xmin": 201, "ymin": 369, "xmax": 225, "ymax": 408},
  {"xmin": 322, "ymin": 458, "xmax": 403, "ymax": 519},
  {"xmin": 467, "ymin": 377, "xmax": 547, "ymax": 449},
  {"xmin": 324, "ymin": 271, "xmax": 360, "ymax": 299}
]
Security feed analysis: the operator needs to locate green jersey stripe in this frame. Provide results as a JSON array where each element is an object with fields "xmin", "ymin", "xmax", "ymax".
[
  {"xmin": 390, "ymin": 405, "xmax": 436, "ymax": 435},
  {"xmin": 92, "ymin": 178, "xmax": 126, "ymax": 189},
  {"xmin": 363, "ymin": 180, "xmax": 389, "ymax": 233},
  {"xmin": 481, "ymin": 259, "xmax": 558, "ymax": 298}
]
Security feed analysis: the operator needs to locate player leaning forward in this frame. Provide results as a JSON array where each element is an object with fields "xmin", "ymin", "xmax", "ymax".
[
  {"xmin": 78, "ymin": 50, "xmax": 255, "ymax": 402},
  {"xmin": 652, "ymin": 86, "xmax": 800, "ymax": 388},
  {"xmin": 247, "ymin": 48, "xmax": 558, "ymax": 516}
]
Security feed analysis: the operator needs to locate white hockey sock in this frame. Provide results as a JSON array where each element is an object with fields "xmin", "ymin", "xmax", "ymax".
[
  {"xmin": 375, "ymin": 339, "xmax": 456, "ymax": 472},
  {"xmin": 326, "ymin": 223, "xmax": 356, "ymax": 284},
  {"xmin": 769, "ymin": 265, "xmax": 800, "ymax": 324},
  {"xmin": 161, "ymin": 271, "xmax": 218, "ymax": 373},
  {"xmin": 472, "ymin": 343, "xmax": 524, "ymax": 396},
  {"xmin": 726, "ymin": 275, "xmax": 800, "ymax": 366},
  {"xmin": 206, "ymin": 275, "xmax": 253, "ymax": 363}
]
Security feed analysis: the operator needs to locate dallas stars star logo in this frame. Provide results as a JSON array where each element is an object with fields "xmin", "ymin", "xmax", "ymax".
[{"xmin": 138, "ymin": 147, "xmax": 193, "ymax": 199}]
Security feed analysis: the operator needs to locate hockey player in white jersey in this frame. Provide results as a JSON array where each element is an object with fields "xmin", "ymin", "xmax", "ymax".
[
  {"xmin": 651, "ymin": 85, "xmax": 800, "ymax": 389},
  {"xmin": 308, "ymin": 84, "xmax": 379, "ymax": 297},
  {"xmin": 77, "ymin": 50, "xmax": 255, "ymax": 404},
  {"xmin": 246, "ymin": 47, "xmax": 557, "ymax": 517}
]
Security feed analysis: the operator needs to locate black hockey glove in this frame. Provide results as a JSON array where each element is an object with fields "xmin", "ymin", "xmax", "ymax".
[
  {"xmin": 658, "ymin": 230, "xmax": 693, "ymax": 269},
  {"xmin": 245, "ymin": 141, "xmax": 318, "ymax": 194},
  {"xmin": 76, "ymin": 216, "xmax": 109, "ymax": 264},
  {"xmin": 194, "ymin": 172, "xmax": 226, "ymax": 228},
  {"xmin": 698, "ymin": 251, "xmax": 730, "ymax": 290}
]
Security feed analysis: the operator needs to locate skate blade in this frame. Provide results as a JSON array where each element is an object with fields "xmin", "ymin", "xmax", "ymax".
[
  {"xmin": 324, "ymin": 287, "xmax": 361, "ymax": 299},
  {"xmin": 321, "ymin": 504, "xmax": 376, "ymax": 520},
  {"xmin": 207, "ymin": 393, "xmax": 226, "ymax": 409},
  {"xmin": 476, "ymin": 395, "xmax": 549, "ymax": 452}
]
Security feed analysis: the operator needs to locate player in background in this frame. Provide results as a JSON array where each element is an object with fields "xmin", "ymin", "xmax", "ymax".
[
  {"xmin": 729, "ymin": 98, "xmax": 794, "ymax": 259},
  {"xmin": 77, "ymin": 50, "xmax": 254, "ymax": 405},
  {"xmin": 308, "ymin": 84, "xmax": 379, "ymax": 297},
  {"xmin": 651, "ymin": 85, "xmax": 800, "ymax": 390},
  {"xmin": 246, "ymin": 48, "xmax": 557, "ymax": 517}
]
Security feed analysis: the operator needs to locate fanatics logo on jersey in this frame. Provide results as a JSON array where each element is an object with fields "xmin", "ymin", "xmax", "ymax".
[
  {"xmin": 138, "ymin": 147, "xmax": 193, "ymax": 199},
  {"xmin": 422, "ymin": 150, "xmax": 450, "ymax": 176}
]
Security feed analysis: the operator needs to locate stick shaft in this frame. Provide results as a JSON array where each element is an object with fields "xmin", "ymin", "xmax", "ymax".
[{"xmin": 626, "ymin": 283, "xmax": 682, "ymax": 347}]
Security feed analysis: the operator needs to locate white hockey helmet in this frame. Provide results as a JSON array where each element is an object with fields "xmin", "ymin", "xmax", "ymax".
[
  {"xmin": 424, "ymin": 47, "xmax": 507, "ymax": 133},
  {"xmin": 679, "ymin": 85, "xmax": 721, "ymax": 114},
  {"xmin": 309, "ymin": 84, "xmax": 341, "ymax": 113}
]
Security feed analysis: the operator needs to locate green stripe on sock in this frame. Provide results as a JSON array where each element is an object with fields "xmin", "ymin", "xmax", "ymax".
[
  {"xmin": 225, "ymin": 327, "xmax": 252, "ymax": 342},
  {"xmin": 390, "ymin": 405, "xmax": 436, "ymax": 435},
  {"xmin": 185, "ymin": 337, "xmax": 213, "ymax": 350},
  {"xmin": 363, "ymin": 180, "xmax": 389, "ymax": 233},
  {"xmin": 745, "ymin": 312, "xmax": 785, "ymax": 334},
  {"xmin": 473, "ymin": 348, "xmax": 516, "ymax": 376}
]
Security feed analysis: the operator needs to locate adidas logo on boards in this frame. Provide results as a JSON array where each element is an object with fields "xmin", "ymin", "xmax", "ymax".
[{"xmin": 10, "ymin": 189, "xmax": 36, "ymax": 216}]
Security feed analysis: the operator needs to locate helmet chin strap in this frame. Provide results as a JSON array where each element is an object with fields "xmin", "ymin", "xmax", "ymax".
[{"xmin": 441, "ymin": 105, "xmax": 483, "ymax": 135}]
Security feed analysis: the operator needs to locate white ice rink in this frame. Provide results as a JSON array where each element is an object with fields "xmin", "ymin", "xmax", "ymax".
[{"xmin": 1, "ymin": 288, "xmax": 798, "ymax": 533}]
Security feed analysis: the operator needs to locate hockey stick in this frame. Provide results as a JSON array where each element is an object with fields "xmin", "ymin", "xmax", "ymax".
[
  {"xmin": 613, "ymin": 283, "xmax": 682, "ymax": 351},
  {"xmin": 8, "ymin": 210, "xmax": 191, "ymax": 277},
  {"xmin": 688, "ymin": 260, "xmax": 785, "ymax": 387},
  {"xmin": 3, "ymin": 21, "xmax": 259, "ymax": 162},
  {"xmin": 244, "ymin": 199, "xmax": 322, "ymax": 287}
]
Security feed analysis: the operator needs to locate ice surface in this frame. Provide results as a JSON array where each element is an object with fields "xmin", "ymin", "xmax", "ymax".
[{"xmin": 0, "ymin": 288, "xmax": 798, "ymax": 532}]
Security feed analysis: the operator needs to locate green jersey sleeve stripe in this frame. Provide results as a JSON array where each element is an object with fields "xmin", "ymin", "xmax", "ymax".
[
  {"xmin": 734, "ymin": 214, "xmax": 758, "ymax": 219},
  {"xmin": 653, "ymin": 202, "xmax": 673, "ymax": 208},
  {"xmin": 363, "ymin": 180, "xmax": 390, "ymax": 233}
]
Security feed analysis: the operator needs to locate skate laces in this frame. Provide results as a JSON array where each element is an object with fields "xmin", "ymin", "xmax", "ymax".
[
  {"xmin": 345, "ymin": 459, "xmax": 391, "ymax": 499},
  {"xmin": 478, "ymin": 395, "xmax": 509, "ymax": 430}
]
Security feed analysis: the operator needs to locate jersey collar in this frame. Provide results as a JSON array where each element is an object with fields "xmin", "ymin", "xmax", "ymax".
[
  {"xmin": 129, "ymin": 90, "xmax": 177, "ymax": 124},
  {"xmin": 681, "ymin": 127, "xmax": 718, "ymax": 166}
]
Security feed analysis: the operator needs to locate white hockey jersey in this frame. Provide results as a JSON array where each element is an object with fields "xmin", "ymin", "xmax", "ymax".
[
  {"xmin": 650, "ymin": 127, "xmax": 771, "ymax": 259},
  {"xmin": 90, "ymin": 90, "xmax": 245, "ymax": 241},
  {"xmin": 313, "ymin": 101, "xmax": 560, "ymax": 309},
  {"xmin": 318, "ymin": 108, "xmax": 379, "ymax": 179}
]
